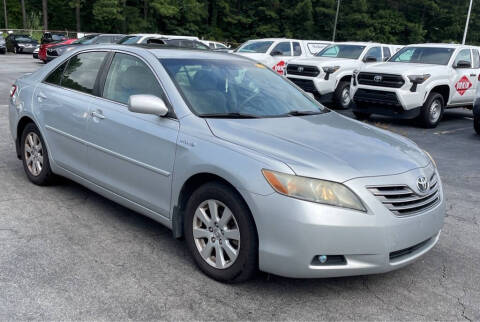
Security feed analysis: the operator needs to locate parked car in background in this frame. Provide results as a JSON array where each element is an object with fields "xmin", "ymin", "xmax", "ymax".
[
  {"xmin": 0, "ymin": 35, "xmax": 6, "ymax": 54},
  {"xmin": 200, "ymin": 40, "xmax": 230, "ymax": 50},
  {"xmin": 5, "ymin": 34, "xmax": 39, "ymax": 54},
  {"xmin": 118, "ymin": 34, "xmax": 199, "ymax": 45},
  {"xmin": 9, "ymin": 44, "xmax": 445, "ymax": 282},
  {"xmin": 38, "ymin": 38, "xmax": 76, "ymax": 63},
  {"xmin": 235, "ymin": 38, "xmax": 332, "ymax": 75},
  {"xmin": 352, "ymin": 43, "xmax": 480, "ymax": 127},
  {"xmin": 33, "ymin": 46, "xmax": 39, "ymax": 59},
  {"xmin": 285, "ymin": 42, "xmax": 402, "ymax": 109},
  {"xmin": 46, "ymin": 33, "xmax": 125, "ymax": 61},
  {"xmin": 162, "ymin": 38, "xmax": 211, "ymax": 50},
  {"xmin": 41, "ymin": 32, "xmax": 67, "ymax": 44}
]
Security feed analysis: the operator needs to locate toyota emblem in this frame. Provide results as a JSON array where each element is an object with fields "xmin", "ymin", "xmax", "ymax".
[
  {"xmin": 374, "ymin": 75, "xmax": 382, "ymax": 82},
  {"xmin": 417, "ymin": 176, "xmax": 429, "ymax": 193},
  {"xmin": 297, "ymin": 66, "xmax": 304, "ymax": 73}
]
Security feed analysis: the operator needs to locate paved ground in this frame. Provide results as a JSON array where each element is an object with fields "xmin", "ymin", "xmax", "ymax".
[{"xmin": 0, "ymin": 54, "xmax": 479, "ymax": 321}]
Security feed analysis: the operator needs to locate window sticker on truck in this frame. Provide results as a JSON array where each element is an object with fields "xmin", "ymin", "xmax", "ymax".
[{"xmin": 455, "ymin": 76, "xmax": 472, "ymax": 95}]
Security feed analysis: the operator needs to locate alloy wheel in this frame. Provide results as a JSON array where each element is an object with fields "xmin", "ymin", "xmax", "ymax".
[
  {"xmin": 192, "ymin": 199, "xmax": 240, "ymax": 269},
  {"xmin": 429, "ymin": 99, "xmax": 441, "ymax": 124},
  {"xmin": 24, "ymin": 132, "xmax": 44, "ymax": 176},
  {"xmin": 341, "ymin": 87, "xmax": 351, "ymax": 107}
]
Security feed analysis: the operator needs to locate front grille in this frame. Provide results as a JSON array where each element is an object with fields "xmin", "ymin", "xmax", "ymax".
[
  {"xmin": 368, "ymin": 173, "xmax": 440, "ymax": 216},
  {"xmin": 358, "ymin": 72, "xmax": 405, "ymax": 88},
  {"xmin": 389, "ymin": 238, "xmax": 431, "ymax": 260},
  {"xmin": 288, "ymin": 78, "xmax": 316, "ymax": 93},
  {"xmin": 354, "ymin": 89, "xmax": 400, "ymax": 106},
  {"xmin": 287, "ymin": 64, "xmax": 320, "ymax": 77}
]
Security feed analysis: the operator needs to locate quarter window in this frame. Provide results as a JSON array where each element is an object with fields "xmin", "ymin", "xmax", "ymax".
[
  {"xmin": 102, "ymin": 53, "xmax": 164, "ymax": 105},
  {"xmin": 44, "ymin": 60, "xmax": 68, "ymax": 85},
  {"xmin": 473, "ymin": 49, "xmax": 480, "ymax": 68},
  {"xmin": 293, "ymin": 42, "xmax": 302, "ymax": 56},
  {"xmin": 61, "ymin": 52, "xmax": 108, "ymax": 94},
  {"xmin": 382, "ymin": 47, "xmax": 391, "ymax": 60},
  {"xmin": 271, "ymin": 42, "xmax": 291, "ymax": 56}
]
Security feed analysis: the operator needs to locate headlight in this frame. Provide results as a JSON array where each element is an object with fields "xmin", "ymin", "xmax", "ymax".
[
  {"xmin": 18, "ymin": 43, "xmax": 25, "ymax": 47},
  {"xmin": 322, "ymin": 66, "xmax": 340, "ymax": 74},
  {"xmin": 408, "ymin": 74, "xmax": 430, "ymax": 84},
  {"xmin": 262, "ymin": 170, "xmax": 366, "ymax": 212},
  {"xmin": 423, "ymin": 150, "xmax": 437, "ymax": 168}
]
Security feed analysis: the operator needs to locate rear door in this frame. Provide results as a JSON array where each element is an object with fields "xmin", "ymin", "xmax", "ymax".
[
  {"xmin": 86, "ymin": 52, "xmax": 179, "ymax": 217},
  {"xmin": 450, "ymin": 48, "xmax": 477, "ymax": 105},
  {"xmin": 34, "ymin": 51, "xmax": 108, "ymax": 177}
]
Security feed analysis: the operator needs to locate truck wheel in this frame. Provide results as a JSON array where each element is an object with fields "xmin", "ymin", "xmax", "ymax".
[
  {"xmin": 474, "ymin": 116, "xmax": 480, "ymax": 135},
  {"xmin": 184, "ymin": 182, "xmax": 258, "ymax": 283},
  {"xmin": 419, "ymin": 92, "xmax": 444, "ymax": 128},
  {"xmin": 353, "ymin": 111, "xmax": 371, "ymax": 120},
  {"xmin": 334, "ymin": 81, "xmax": 352, "ymax": 109}
]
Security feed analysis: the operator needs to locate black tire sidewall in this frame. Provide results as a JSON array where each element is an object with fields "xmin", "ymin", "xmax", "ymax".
[
  {"xmin": 421, "ymin": 92, "xmax": 444, "ymax": 128},
  {"xmin": 334, "ymin": 81, "xmax": 352, "ymax": 109},
  {"xmin": 184, "ymin": 182, "xmax": 258, "ymax": 283},
  {"xmin": 20, "ymin": 123, "xmax": 54, "ymax": 185}
]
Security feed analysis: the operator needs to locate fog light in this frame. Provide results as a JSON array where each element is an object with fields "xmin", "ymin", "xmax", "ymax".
[{"xmin": 318, "ymin": 255, "xmax": 327, "ymax": 263}]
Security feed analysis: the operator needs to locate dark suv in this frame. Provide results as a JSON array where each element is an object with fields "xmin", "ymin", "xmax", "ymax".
[{"xmin": 6, "ymin": 34, "xmax": 38, "ymax": 54}]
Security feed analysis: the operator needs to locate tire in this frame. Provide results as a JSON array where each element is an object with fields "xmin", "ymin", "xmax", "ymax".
[
  {"xmin": 20, "ymin": 123, "xmax": 56, "ymax": 185},
  {"xmin": 184, "ymin": 182, "xmax": 258, "ymax": 283},
  {"xmin": 353, "ymin": 111, "xmax": 371, "ymax": 120},
  {"xmin": 13, "ymin": 46, "xmax": 17, "ymax": 54},
  {"xmin": 334, "ymin": 81, "xmax": 352, "ymax": 109},
  {"xmin": 474, "ymin": 115, "xmax": 480, "ymax": 135},
  {"xmin": 419, "ymin": 92, "xmax": 444, "ymax": 128}
]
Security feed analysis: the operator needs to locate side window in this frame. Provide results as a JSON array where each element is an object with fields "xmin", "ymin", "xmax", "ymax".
[
  {"xmin": 44, "ymin": 60, "xmax": 68, "ymax": 85},
  {"xmin": 473, "ymin": 49, "xmax": 480, "ymax": 68},
  {"xmin": 62, "ymin": 52, "xmax": 108, "ymax": 94},
  {"xmin": 271, "ymin": 42, "xmax": 291, "ymax": 56},
  {"xmin": 382, "ymin": 47, "xmax": 391, "ymax": 60},
  {"xmin": 454, "ymin": 49, "xmax": 472, "ymax": 67},
  {"xmin": 102, "ymin": 53, "xmax": 165, "ymax": 105},
  {"xmin": 364, "ymin": 47, "xmax": 382, "ymax": 62},
  {"xmin": 293, "ymin": 42, "xmax": 302, "ymax": 56}
]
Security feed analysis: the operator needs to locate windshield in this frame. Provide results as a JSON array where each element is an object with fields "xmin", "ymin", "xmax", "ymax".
[
  {"xmin": 316, "ymin": 44, "xmax": 366, "ymax": 59},
  {"xmin": 389, "ymin": 47, "xmax": 455, "ymax": 65},
  {"xmin": 161, "ymin": 59, "xmax": 326, "ymax": 118},
  {"xmin": 16, "ymin": 36, "xmax": 33, "ymax": 42},
  {"xmin": 52, "ymin": 35, "xmax": 65, "ymax": 41},
  {"xmin": 237, "ymin": 41, "xmax": 274, "ymax": 53},
  {"xmin": 118, "ymin": 35, "xmax": 141, "ymax": 44},
  {"xmin": 73, "ymin": 35, "xmax": 98, "ymax": 45}
]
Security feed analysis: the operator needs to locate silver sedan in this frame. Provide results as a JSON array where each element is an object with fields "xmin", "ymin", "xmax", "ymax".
[{"xmin": 8, "ymin": 44, "xmax": 445, "ymax": 282}]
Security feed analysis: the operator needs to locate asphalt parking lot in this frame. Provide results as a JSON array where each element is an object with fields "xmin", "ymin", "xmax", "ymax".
[{"xmin": 0, "ymin": 54, "xmax": 479, "ymax": 321}]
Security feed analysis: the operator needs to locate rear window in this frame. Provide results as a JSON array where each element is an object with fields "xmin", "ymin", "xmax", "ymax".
[
  {"xmin": 44, "ymin": 61, "xmax": 68, "ymax": 85},
  {"xmin": 61, "ymin": 52, "xmax": 108, "ymax": 94}
]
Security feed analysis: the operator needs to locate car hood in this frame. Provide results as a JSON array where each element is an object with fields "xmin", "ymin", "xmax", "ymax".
[
  {"xmin": 290, "ymin": 56, "xmax": 360, "ymax": 66},
  {"xmin": 206, "ymin": 112, "xmax": 429, "ymax": 182},
  {"xmin": 362, "ymin": 62, "xmax": 448, "ymax": 75}
]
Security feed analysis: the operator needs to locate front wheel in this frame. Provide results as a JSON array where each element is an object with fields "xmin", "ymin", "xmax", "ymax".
[
  {"xmin": 334, "ymin": 81, "xmax": 352, "ymax": 109},
  {"xmin": 184, "ymin": 182, "xmax": 258, "ymax": 283},
  {"xmin": 419, "ymin": 92, "xmax": 444, "ymax": 128},
  {"xmin": 474, "ymin": 115, "xmax": 480, "ymax": 135}
]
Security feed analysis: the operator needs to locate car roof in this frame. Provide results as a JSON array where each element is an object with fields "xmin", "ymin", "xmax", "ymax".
[{"xmin": 406, "ymin": 43, "xmax": 474, "ymax": 49}]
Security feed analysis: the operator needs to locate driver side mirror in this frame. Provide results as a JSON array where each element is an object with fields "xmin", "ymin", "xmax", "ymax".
[
  {"xmin": 128, "ymin": 94, "xmax": 169, "ymax": 117},
  {"xmin": 270, "ymin": 50, "xmax": 283, "ymax": 56},
  {"xmin": 454, "ymin": 60, "xmax": 471, "ymax": 69},
  {"xmin": 364, "ymin": 56, "xmax": 378, "ymax": 63}
]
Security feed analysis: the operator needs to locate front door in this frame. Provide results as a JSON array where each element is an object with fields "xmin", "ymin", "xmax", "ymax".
[
  {"xmin": 269, "ymin": 41, "xmax": 292, "ymax": 75},
  {"xmin": 86, "ymin": 52, "xmax": 179, "ymax": 217},
  {"xmin": 450, "ymin": 49, "xmax": 477, "ymax": 105}
]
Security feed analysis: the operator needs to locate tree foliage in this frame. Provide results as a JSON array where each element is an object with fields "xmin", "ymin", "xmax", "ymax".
[{"xmin": 1, "ymin": 0, "xmax": 479, "ymax": 45}]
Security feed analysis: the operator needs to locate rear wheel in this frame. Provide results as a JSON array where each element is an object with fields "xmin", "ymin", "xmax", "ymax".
[
  {"xmin": 474, "ymin": 115, "xmax": 480, "ymax": 135},
  {"xmin": 334, "ymin": 81, "xmax": 352, "ymax": 109},
  {"xmin": 184, "ymin": 182, "xmax": 258, "ymax": 283},
  {"xmin": 419, "ymin": 92, "xmax": 444, "ymax": 128},
  {"xmin": 21, "ymin": 123, "xmax": 56, "ymax": 185}
]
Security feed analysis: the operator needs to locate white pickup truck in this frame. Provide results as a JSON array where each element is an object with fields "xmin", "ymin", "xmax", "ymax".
[
  {"xmin": 235, "ymin": 38, "xmax": 331, "ymax": 75},
  {"xmin": 285, "ymin": 42, "xmax": 402, "ymax": 109},
  {"xmin": 351, "ymin": 43, "xmax": 480, "ymax": 128}
]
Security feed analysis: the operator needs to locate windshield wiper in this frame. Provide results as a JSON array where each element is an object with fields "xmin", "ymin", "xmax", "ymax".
[
  {"xmin": 199, "ymin": 112, "xmax": 259, "ymax": 119},
  {"xmin": 283, "ymin": 110, "xmax": 324, "ymax": 117}
]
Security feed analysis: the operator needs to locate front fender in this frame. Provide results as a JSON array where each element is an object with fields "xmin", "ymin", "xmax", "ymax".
[{"xmin": 423, "ymin": 80, "xmax": 451, "ymax": 105}]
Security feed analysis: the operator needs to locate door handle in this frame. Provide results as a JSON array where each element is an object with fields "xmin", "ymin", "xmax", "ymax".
[{"xmin": 91, "ymin": 111, "xmax": 105, "ymax": 119}]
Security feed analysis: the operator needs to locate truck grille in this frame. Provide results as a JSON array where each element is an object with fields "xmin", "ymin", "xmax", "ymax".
[
  {"xmin": 367, "ymin": 174, "xmax": 440, "ymax": 216},
  {"xmin": 353, "ymin": 89, "xmax": 400, "ymax": 106},
  {"xmin": 357, "ymin": 72, "xmax": 405, "ymax": 88},
  {"xmin": 288, "ymin": 78, "xmax": 316, "ymax": 93},
  {"xmin": 286, "ymin": 64, "xmax": 320, "ymax": 77}
]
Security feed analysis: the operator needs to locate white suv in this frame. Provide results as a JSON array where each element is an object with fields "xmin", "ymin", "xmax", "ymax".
[
  {"xmin": 285, "ymin": 42, "xmax": 401, "ymax": 109},
  {"xmin": 235, "ymin": 38, "xmax": 331, "ymax": 75},
  {"xmin": 351, "ymin": 44, "xmax": 480, "ymax": 127}
]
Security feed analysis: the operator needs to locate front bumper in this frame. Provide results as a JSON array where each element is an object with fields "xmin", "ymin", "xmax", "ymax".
[
  {"xmin": 287, "ymin": 75, "xmax": 336, "ymax": 96},
  {"xmin": 247, "ymin": 165, "xmax": 445, "ymax": 278}
]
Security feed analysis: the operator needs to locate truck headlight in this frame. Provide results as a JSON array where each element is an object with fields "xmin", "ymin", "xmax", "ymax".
[
  {"xmin": 408, "ymin": 74, "xmax": 430, "ymax": 84},
  {"xmin": 322, "ymin": 66, "xmax": 340, "ymax": 74},
  {"xmin": 423, "ymin": 150, "xmax": 437, "ymax": 168},
  {"xmin": 262, "ymin": 170, "xmax": 366, "ymax": 212}
]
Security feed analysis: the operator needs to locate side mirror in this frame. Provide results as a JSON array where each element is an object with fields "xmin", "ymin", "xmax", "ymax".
[
  {"xmin": 128, "ymin": 94, "xmax": 169, "ymax": 117},
  {"xmin": 454, "ymin": 60, "xmax": 471, "ymax": 69},
  {"xmin": 364, "ymin": 56, "xmax": 378, "ymax": 63},
  {"xmin": 270, "ymin": 50, "xmax": 283, "ymax": 56}
]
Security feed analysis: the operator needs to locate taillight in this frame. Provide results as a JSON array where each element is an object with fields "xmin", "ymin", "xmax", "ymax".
[{"xmin": 10, "ymin": 85, "xmax": 17, "ymax": 97}]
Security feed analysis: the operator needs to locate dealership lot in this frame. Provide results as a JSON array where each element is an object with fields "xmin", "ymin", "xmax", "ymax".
[{"xmin": 0, "ymin": 54, "xmax": 479, "ymax": 320}]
